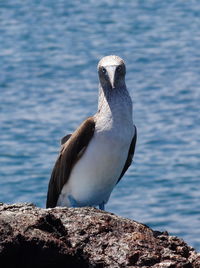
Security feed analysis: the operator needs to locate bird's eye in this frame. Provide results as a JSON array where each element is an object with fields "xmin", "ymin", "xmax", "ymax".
[
  {"xmin": 116, "ymin": 66, "xmax": 122, "ymax": 72},
  {"xmin": 102, "ymin": 67, "xmax": 106, "ymax": 74}
]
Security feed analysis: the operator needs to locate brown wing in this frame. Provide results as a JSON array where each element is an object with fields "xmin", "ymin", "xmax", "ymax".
[
  {"xmin": 116, "ymin": 125, "xmax": 137, "ymax": 184},
  {"xmin": 46, "ymin": 117, "xmax": 95, "ymax": 208}
]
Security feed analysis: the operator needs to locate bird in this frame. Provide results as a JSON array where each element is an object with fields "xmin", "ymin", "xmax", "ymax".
[{"xmin": 46, "ymin": 55, "xmax": 137, "ymax": 210}]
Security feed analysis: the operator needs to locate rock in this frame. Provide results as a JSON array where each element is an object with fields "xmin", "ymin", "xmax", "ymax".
[{"xmin": 0, "ymin": 203, "xmax": 199, "ymax": 267}]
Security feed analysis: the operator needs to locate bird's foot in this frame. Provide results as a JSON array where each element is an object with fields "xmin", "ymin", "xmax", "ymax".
[
  {"xmin": 68, "ymin": 195, "xmax": 79, "ymax": 207},
  {"xmin": 99, "ymin": 203, "xmax": 105, "ymax": 210}
]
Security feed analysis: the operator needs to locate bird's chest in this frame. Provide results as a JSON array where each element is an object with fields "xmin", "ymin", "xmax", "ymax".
[
  {"xmin": 64, "ymin": 130, "xmax": 130, "ymax": 206},
  {"xmin": 72, "ymin": 122, "xmax": 132, "ymax": 182},
  {"xmin": 91, "ymin": 129, "xmax": 130, "ymax": 171},
  {"xmin": 93, "ymin": 114, "xmax": 133, "ymax": 164}
]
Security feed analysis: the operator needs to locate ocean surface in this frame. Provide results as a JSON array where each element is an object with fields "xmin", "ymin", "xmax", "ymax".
[{"xmin": 1, "ymin": 0, "xmax": 200, "ymax": 250}]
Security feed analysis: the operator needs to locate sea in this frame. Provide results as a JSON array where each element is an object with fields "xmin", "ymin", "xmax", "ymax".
[{"xmin": 0, "ymin": 0, "xmax": 200, "ymax": 251}]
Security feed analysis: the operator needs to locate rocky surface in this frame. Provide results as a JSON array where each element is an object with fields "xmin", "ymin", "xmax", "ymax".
[{"xmin": 0, "ymin": 203, "xmax": 199, "ymax": 267}]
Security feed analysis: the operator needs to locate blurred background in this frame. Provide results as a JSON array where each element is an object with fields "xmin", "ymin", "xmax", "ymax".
[{"xmin": 0, "ymin": 0, "xmax": 200, "ymax": 250}]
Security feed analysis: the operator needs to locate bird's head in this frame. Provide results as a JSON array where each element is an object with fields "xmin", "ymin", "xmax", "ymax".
[{"xmin": 98, "ymin": 55, "xmax": 126, "ymax": 90}]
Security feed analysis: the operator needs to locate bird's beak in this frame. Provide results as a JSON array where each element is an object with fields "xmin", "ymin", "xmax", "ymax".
[{"xmin": 106, "ymin": 66, "xmax": 116, "ymax": 89}]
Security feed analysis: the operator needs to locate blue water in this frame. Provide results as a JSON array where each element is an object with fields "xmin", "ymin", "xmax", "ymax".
[{"xmin": 1, "ymin": 0, "xmax": 200, "ymax": 250}]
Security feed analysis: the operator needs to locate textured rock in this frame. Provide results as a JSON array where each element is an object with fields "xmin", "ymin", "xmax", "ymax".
[{"xmin": 0, "ymin": 203, "xmax": 199, "ymax": 267}]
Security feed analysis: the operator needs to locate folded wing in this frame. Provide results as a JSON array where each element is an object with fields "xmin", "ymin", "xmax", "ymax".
[
  {"xmin": 46, "ymin": 117, "xmax": 95, "ymax": 208},
  {"xmin": 117, "ymin": 125, "xmax": 137, "ymax": 184}
]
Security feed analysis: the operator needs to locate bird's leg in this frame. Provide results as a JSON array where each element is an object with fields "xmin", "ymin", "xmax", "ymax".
[
  {"xmin": 99, "ymin": 203, "xmax": 105, "ymax": 210},
  {"xmin": 68, "ymin": 195, "xmax": 79, "ymax": 207}
]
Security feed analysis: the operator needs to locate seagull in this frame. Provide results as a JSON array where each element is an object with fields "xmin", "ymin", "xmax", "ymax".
[{"xmin": 46, "ymin": 55, "xmax": 137, "ymax": 210}]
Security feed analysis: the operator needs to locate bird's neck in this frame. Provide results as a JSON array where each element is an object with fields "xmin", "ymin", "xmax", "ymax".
[{"xmin": 95, "ymin": 84, "xmax": 133, "ymax": 126}]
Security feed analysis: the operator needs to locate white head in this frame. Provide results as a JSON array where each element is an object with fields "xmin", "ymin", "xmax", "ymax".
[{"xmin": 98, "ymin": 55, "xmax": 126, "ymax": 90}]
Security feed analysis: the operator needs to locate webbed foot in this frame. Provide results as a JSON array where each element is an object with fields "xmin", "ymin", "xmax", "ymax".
[{"xmin": 99, "ymin": 203, "xmax": 105, "ymax": 210}]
